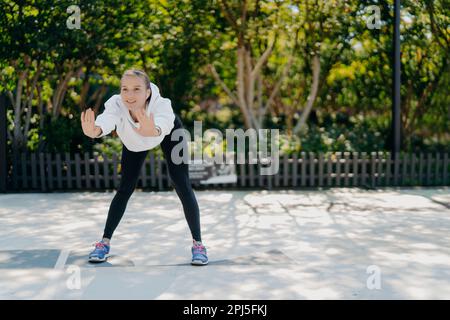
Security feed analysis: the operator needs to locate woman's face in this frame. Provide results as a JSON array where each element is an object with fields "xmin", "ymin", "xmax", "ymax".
[{"xmin": 120, "ymin": 75, "xmax": 151, "ymax": 111}]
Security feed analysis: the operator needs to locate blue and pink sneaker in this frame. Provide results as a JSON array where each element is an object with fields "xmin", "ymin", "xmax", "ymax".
[
  {"xmin": 191, "ymin": 240, "xmax": 208, "ymax": 265},
  {"xmin": 88, "ymin": 241, "xmax": 110, "ymax": 262}
]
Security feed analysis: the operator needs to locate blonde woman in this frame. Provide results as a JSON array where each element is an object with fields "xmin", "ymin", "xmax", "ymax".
[{"xmin": 81, "ymin": 69, "xmax": 208, "ymax": 265}]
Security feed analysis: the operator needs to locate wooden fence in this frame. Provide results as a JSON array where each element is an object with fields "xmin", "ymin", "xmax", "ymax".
[{"xmin": 6, "ymin": 151, "xmax": 450, "ymax": 192}]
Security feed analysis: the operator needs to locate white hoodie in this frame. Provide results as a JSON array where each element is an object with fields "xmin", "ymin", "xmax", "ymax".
[{"xmin": 94, "ymin": 82, "xmax": 175, "ymax": 152}]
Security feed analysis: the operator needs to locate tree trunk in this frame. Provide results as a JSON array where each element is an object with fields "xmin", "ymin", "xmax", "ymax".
[{"xmin": 293, "ymin": 54, "xmax": 321, "ymax": 135}]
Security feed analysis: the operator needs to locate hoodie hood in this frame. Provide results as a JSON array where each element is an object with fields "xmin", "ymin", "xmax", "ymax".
[{"xmin": 146, "ymin": 82, "xmax": 161, "ymax": 114}]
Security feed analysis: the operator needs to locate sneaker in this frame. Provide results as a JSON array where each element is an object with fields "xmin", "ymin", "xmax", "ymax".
[
  {"xmin": 191, "ymin": 240, "xmax": 208, "ymax": 265},
  {"xmin": 88, "ymin": 241, "xmax": 110, "ymax": 262}
]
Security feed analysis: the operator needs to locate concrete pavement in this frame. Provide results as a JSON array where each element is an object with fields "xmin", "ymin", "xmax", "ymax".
[{"xmin": 0, "ymin": 187, "xmax": 449, "ymax": 299}]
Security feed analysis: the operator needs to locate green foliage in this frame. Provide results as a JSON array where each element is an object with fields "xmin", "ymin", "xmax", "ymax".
[
  {"xmin": 40, "ymin": 114, "xmax": 91, "ymax": 153},
  {"xmin": 0, "ymin": 0, "xmax": 448, "ymax": 156}
]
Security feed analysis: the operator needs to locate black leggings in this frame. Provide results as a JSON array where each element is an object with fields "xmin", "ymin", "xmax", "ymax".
[{"xmin": 102, "ymin": 114, "xmax": 202, "ymax": 242}]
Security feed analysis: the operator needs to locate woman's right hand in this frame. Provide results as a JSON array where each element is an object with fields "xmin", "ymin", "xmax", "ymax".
[{"xmin": 81, "ymin": 108, "xmax": 102, "ymax": 138}]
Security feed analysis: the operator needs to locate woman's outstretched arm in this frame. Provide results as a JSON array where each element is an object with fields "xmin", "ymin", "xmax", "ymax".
[{"xmin": 94, "ymin": 95, "xmax": 122, "ymax": 138}]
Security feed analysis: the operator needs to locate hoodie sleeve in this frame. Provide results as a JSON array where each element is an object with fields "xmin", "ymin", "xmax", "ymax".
[
  {"xmin": 94, "ymin": 95, "xmax": 121, "ymax": 138},
  {"xmin": 153, "ymin": 97, "xmax": 175, "ymax": 137}
]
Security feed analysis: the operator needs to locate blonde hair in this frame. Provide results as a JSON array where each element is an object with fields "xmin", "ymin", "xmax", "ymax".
[{"xmin": 121, "ymin": 69, "xmax": 151, "ymax": 103}]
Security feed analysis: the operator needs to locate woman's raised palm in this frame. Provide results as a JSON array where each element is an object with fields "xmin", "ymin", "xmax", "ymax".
[{"xmin": 81, "ymin": 108, "xmax": 101, "ymax": 138}]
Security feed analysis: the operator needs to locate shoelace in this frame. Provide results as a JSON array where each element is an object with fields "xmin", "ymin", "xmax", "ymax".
[
  {"xmin": 93, "ymin": 241, "xmax": 107, "ymax": 250},
  {"xmin": 193, "ymin": 244, "xmax": 206, "ymax": 255}
]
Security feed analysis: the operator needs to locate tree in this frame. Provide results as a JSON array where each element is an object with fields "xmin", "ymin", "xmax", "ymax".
[{"xmin": 209, "ymin": 0, "xmax": 299, "ymax": 130}]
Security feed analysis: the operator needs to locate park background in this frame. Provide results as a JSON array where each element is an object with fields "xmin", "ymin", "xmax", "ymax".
[{"xmin": 0, "ymin": 0, "xmax": 449, "ymax": 191}]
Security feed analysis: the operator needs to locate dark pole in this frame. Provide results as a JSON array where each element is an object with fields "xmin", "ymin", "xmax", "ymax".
[
  {"xmin": 392, "ymin": 0, "xmax": 401, "ymax": 154},
  {"xmin": 0, "ymin": 94, "xmax": 7, "ymax": 192}
]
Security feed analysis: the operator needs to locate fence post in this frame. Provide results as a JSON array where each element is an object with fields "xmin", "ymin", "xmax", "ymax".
[
  {"xmin": 309, "ymin": 152, "xmax": 315, "ymax": 187},
  {"xmin": 336, "ymin": 152, "xmax": 341, "ymax": 187},
  {"xmin": 56, "ymin": 153, "xmax": 62, "ymax": 189},
  {"xmin": 318, "ymin": 153, "xmax": 324, "ymax": 187},
  {"xmin": 401, "ymin": 152, "xmax": 408, "ymax": 186},
  {"xmin": 361, "ymin": 152, "xmax": 367, "ymax": 186},
  {"xmin": 94, "ymin": 154, "xmax": 100, "ymax": 189},
  {"xmin": 39, "ymin": 153, "xmax": 46, "ymax": 191},
  {"xmin": 426, "ymin": 153, "xmax": 432, "ymax": 186},
  {"xmin": 46, "ymin": 153, "xmax": 53, "ymax": 190},
  {"xmin": 84, "ymin": 152, "xmax": 91, "ymax": 189},
  {"xmin": 292, "ymin": 154, "xmax": 298, "ymax": 187},
  {"xmin": 20, "ymin": 152, "xmax": 27, "ymax": 189},
  {"xmin": 0, "ymin": 94, "xmax": 7, "ymax": 192},
  {"xmin": 352, "ymin": 152, "xmax": 359, "ymax": 187},
  {"xmin": 344, "ymin": 152, "xmax": 350, "ymax": 187},
  {"xmin": 66, "ymin": 152, "xmax": 73, "ymax": 189},
  {"xmin": 327, "ymin": 152, "xmax": 333, "ymax": 187},
  {"xmin": 410, "ymin": 153, "xmax": 417, "ymax": 185},
  {"xmin": 370, "ymin": 152, "xmax": 376, "ymax": 188},
  {"xmin": 31, "ymin": 153, "xmax": 37, "ymax": 189},
  {"xmin": 444, "ymin": 153, "xmax": 449, "ymax": 186},
  {"xmin": 75, "ymin": 153, "xmax": 82, "ymax": 189},
  {"xmin": 300, "ymin": 152, "xmax": 306, "ymax": 187},
  {"xmin": 102, "ymin": 153, "xmax": 110, "ymax": 189},
  {"xmin": 393, "ymin": 152, "xmax": 400, "ymax": 186},
  {"xmin": 435, "ymin": 152, "xmax": 440, "ymax": 186}
]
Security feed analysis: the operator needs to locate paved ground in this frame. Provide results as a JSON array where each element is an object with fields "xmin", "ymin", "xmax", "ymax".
[{"xmin": 0, "ymin": 187, "xmax": 449, "ymax": 300}]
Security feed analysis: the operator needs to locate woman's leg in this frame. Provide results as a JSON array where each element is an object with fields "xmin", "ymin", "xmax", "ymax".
[
  {"xmin": 160, "ymin": 114, "xmax": 202, "ymax": 242},
  {"xmin": 102, "ymin": 144, "xmax": 148, "ymax": 240}
]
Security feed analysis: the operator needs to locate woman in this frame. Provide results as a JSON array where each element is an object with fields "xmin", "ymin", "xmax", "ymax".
[{"xmin": 80, "ymin": 69, "xmax": 208, "ymax": 265}]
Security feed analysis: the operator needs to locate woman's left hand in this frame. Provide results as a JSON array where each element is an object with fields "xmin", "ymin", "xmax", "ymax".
[{"xmin": 134, "ymin": 109, "xmax": 159, "ymax": 137}]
